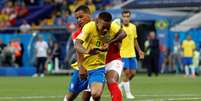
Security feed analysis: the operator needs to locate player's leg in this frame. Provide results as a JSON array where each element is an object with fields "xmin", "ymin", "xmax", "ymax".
[
  {"xmin": 153, "ymin": 56, "xmax": 159, "ymax": 76},
  {"xmin": 81, "ymin": 90, "xmax": 92, "ymax": 101},
  {"xmin": 106, "ymin": 60, "xmax": 123, "ymax": 101},
  {"xmin": 188, "ymin": 57, "xmax": 195, "ymax": 78},
  {"xmin": 120, "ymin": 58, "xmax": 136, "ymax": 99},
  {"xmin": 183, "ymin": 58, "xmax": 190, "ymax": 76},
  {"xmin": 88, "ymin": 68, "xmax": 105, "ymax": 101},
  {"xmin": 65, "ymin": 70, "xmax": 88, "ymax": 101},
  {"xmin": 33, "ymin": 57, "xmax": 40, "ymax": 77}
]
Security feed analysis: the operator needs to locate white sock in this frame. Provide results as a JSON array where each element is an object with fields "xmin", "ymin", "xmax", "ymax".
[
  {"xmin": 185, "ymin": 65, "xmax": 189, "ymax": 76},
  {"xmin": 64, "ymin": 95, "xmax": 67, "ymax": 101},
  {"xmin": 122, "ymin": 81, "xmax": 132, "ymax": 95},
  {"xmin": 191, "ymin": 66, "xmax": 195, "ymax": 76}
]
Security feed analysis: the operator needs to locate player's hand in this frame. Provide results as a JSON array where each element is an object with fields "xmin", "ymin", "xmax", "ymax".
[
  {"xmin": 87, "ymin": 48, "xmax": 99, "ymax": 55},
  {"xmin": 139, "ymin": 50, "xmax": 144, "ymax": 59},
  {"xmin": 97, "ymin": 43, "xmax": 109, "ymax": 52},
  {"xmin": 79, "ymin": 66, "xmax": 87, "ymax": 80}
]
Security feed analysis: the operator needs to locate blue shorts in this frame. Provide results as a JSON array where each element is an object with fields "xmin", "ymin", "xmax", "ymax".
[
  {"xmin": 122, "ymin": 57, "xmax": 138, "ymax": 70},
  {"xmin": 88, "ymin": 67, "xmax": 105, "ymax": 85},
  {"xmin": 68, "ymin": 70, "xmax": 88, "ymax": 94},
  {"xmin": 68, "ymin": 68, "xmax": 105, "ymax": 94},
  {"xmin": 183, "ymin": 57, "xmax": 192, "ymax": 65}
]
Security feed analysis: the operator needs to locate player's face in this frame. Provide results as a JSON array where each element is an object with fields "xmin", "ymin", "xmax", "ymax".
[
  {"xmin": 96, "ymin": 19, "xmax": 111, "ymax": 35},
  {"xmin": 75, "ymin": 11, "xmax": 91, "ymax": 27},
  {"xmin": 187, "ymin": 35, "xmax": 192, "ymax": 40},
  {"xmin": 122, "ymin": 13, "xmax": 131, "ymax": 25}
]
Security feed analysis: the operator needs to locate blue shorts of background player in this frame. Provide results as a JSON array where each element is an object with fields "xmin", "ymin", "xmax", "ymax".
[
  {"xmin": 183, "ymin": 57, "xmax": 192, "ymax": 65},
  {"xmin": 122, "ymin": 57, "xmax": 138, "ymax": 70},
  {"xmin": 68, "ymin": 68, "xmax": 105, "ymax": 94}
]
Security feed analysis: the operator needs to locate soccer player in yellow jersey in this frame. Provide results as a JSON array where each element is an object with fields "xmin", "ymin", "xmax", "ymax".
[
  {"xmin": 119, "ymin": 10, "xmax": 144, "ymax": 99},
  {"xmin": 64, "ymin": 5, "xmax": 93, "ymax": 101},
  {"xmin": 74, "ymin": 12, "xmax": 125, "ymax": 101},
  {"xmin": 182, "ymin": 35, "xmax": 196, "ymax": 77}
]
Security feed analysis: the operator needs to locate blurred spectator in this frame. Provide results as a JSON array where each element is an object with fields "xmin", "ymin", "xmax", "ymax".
[
  {"xmin": 143, "ymin": 34, "xmax": 150, "ymax": 70},
  {"xmin": 15, "ymin": 2, "xmax": 28, "ymax": 19},
  {"xmin": 146, "ymin": 31, "xmax": 160, "ymax": 77},
  {"xmin": 0, "ymin": 11, "xmax": 9, "ymax": 29},
  {"xmin": 172, "ymin": 33, "xmax": 182, "ymax": 74},
  {"xmin": 161, "ymin": 48, "xmax": 174, "ymax": 73},
  {"xmin": 182, "ymin": 35, "xmax": 196, "ymax": 78},
  {"xmin": 19, "ymin": 20, "xmax": 31, "ymax": 34},
  {"xmin": 0, "ymin": 39, "xmax": 6, "ymax": 54},
  {"xmin": 51, "ymin": 42, "xmax": 61, "ymax": 71},
  {"xmin": 33, "ymin": 36, "xmax": 48, "ymax": 77},
  {"xmin": 10, "ymin": 38, "xmax": 22, "ymax": 67},
  {"xmin": 0, "ymin": 39, "xmax": 6, "ymax": 66},
  {"xmin": 2, "ymin": 1, "xmax": 17, "ymax": 25},
  {"xmin": 1, "ymin": 41, "xmax": 15, "ymax": 67},
  {"xmin": 87, "ymin": 0, "xmax": 96, "ymax": 14},
  {"xmin": 14, "ymin": 38, "xmax": 24, "ymax": 67},
  {"xmin": 69, "ymin": 0, "xmax": 83, "ymax": 13},
  {"xmin": 54, "ymin": 11, "xmax": 65, "ymax": 26}
]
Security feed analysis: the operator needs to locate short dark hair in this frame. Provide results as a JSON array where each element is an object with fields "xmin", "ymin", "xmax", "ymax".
[
  {"xmin": 98, "ymin": 12, "xmax": 112, "ymax": 22},
  {"xmin": 74, "ymin": 5, "xmax": 90, "ymax": 14},
  {"xmin": 122, "ymin": 10, "xmax": 131, "ymax": 16}
]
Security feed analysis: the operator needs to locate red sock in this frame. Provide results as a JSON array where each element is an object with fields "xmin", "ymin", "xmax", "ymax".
[{"xmin": 108, "ymin": 82, "xmax": 122, "ymax": 101}]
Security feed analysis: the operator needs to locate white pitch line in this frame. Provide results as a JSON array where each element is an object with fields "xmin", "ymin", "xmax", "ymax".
[
  {"xmin": 135, "ymin": 94, "xmax": 201, "ymax": 97},
  {"xmin": 0, "ymin": 96, "xmax": 63, "ymax": 100},
  {"xmin": 168, "ymin": 97, "xmax": 201, "ymax": 101}
]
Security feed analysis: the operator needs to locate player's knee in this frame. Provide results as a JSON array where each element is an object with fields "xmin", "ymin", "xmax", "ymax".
[
  {"xmin": 91, "ymin": 90, "xmax": 102, "ymax": 98},
  {"xmin": 129, "ymin": 71, "xmax": 136, "ymax": 80},
  {"xmin": 107, "ymin": 77, "xmax": 118, "ymax": 84}
]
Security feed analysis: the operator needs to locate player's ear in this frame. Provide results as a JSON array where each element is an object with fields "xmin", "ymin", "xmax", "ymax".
[{"xmin": 95, "ymin": 18, "xmax": 98, "ymax": 23}]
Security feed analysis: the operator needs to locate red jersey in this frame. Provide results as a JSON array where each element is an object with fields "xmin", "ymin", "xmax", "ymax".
[
  {"xmin": 71, "ymin": 28, "xmax": 82, "ymax": 42},
  {"xmin": 106, "ymin": 43, "xmax": 121, "ymax": 64}
]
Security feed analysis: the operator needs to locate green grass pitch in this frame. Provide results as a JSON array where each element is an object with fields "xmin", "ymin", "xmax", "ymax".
[{"xmin": 0, "ymin": 74, "xmax": 201, "ymax": 101}]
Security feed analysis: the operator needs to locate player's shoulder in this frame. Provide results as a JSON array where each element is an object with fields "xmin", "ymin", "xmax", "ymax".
[
  {"xmin": 191, "ymin": 40, "xmax": 195, "ymax": 44},
  {"xmin": 112, "ymin": 18, "xmax": 121, "ymax": 26},
  {"xmin": 129, "ymin": 23, "xmax": 136, "ymax": 28},
  {"xmin": 85, "ymin": 21, "xmax": 95, "ymax": 27}
]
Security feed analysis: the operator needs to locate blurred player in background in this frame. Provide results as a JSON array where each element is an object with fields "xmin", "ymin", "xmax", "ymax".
[
  {"xmin": 119, "ymin": 10, "xmax": 144, "ymax": 99},
  {"xmin": 182, "ymin": 35, "xmax": 196, "ymax": 78}
]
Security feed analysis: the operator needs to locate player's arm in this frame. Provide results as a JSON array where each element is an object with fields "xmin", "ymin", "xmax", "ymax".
[
  {"xmin": 75, "ymin": 39, "xmax": 98, "ymax": 55},
  {"xmin": 109, "ymin": 29, "xmax": 126, "ymax": 45},
  {"xmin": 134, "ymin": 39, "xmax": 144, "ymax": 59},
  {"xmin": 76, "ymin": 51, "xmax": 87, "ymax": 80}
]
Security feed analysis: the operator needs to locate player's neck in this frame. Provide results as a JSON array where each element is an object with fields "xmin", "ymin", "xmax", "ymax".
[{"xmin": 123, "ymin": 23, "xmax": 129, "ymax": 26}]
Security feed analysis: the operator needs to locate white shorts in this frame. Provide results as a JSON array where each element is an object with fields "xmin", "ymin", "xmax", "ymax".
[{"xmin": 105, "ymin": 60, "xmax": 123, "ymax": 77}]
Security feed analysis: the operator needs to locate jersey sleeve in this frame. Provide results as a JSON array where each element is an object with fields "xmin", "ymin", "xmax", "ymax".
[
  {"xmin": 76, "ymin": 22, "xmax": 92, "ymax": 42},
  {"xmin": 192, "ymin": 41, "xmax": 196, "ymax": 50},
  {"xmin": 111, "ymin": 21, "xmax": 121, "ymax": 36}
]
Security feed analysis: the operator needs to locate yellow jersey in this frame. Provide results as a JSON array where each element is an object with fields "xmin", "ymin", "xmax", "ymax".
[
  {"xmin": 72, "ymin": 21, "xmax": 121, "ymax": 70},
  {"xmin": 182, "ymin": 40, "xmax": 195, "ymax": 57},
  {"xmin": 120, "ymin": 23, "xmax": 137, "ymax": 58}
]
